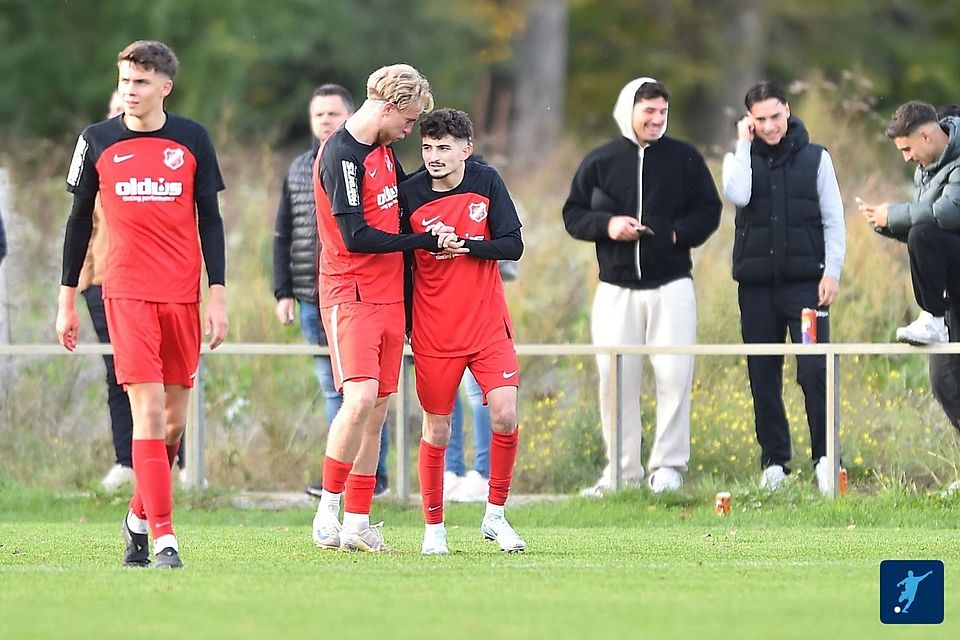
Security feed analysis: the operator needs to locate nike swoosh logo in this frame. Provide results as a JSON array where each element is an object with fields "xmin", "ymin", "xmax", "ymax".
[
  {"xmin": 421, "ymin": 215, "xmax": 442, "ymax": 226},
  {"xmin": 113, "ymin": 153, "xmax": 135, "ymax": 163},
  {"xmin": 368, "ymin": 169, "xmax": 378, "ymax": 178},
  {"xmin": 502, "ymin": 371, "xmax": 518, "ymax": 379},
  {"xmin": 427, "ymin": 505, "xmax": 441, "ymax": 512}
]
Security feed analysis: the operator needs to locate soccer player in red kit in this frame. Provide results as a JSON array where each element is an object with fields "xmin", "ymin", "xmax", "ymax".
[
  {"xmin": 56, "ymin": 41, "xmax": 228, "ymax": 569},
  {"xmin": 310, "ymin": 64, "xmax": 463, "ymax": 552},
  {"xmin": 400, "ymin": 109, "xmax": 526, "ymax": 554}
]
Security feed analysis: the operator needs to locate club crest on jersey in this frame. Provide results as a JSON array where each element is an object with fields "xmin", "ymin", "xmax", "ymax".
[
  {"xmin": 163, "ymin": 147, "xmax": 185, "ymax": 170},
  {"xmin": 384, "ymin": 153, "xmax": 393, "ymax": 173},
  {"xmin": 468, "ymin": 202, "xmax": 488, "ymax": 223}
]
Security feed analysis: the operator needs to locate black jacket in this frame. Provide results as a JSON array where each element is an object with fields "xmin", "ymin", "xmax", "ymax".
[
  {"xmin": 732, "ymin": 117, "xmax": 826, "ymax": 285},
  {"xmin": 562, "ymin": 135, "xmax": 721, "ymax": 289},
  {"xmin": 273, "ymin": 147, "xmax": 320, "ymax": 304}
]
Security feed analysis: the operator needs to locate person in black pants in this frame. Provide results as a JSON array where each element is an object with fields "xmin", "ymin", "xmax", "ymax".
[{"xmin": 722, "ymin": 81, "xmax": 847, "ymax": 494}]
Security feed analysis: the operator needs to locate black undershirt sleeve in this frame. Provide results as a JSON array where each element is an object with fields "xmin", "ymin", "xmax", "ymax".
[
  {"xmin": 197, "ymin": 194, "xmax": 226, "ymax": 286},
  {"xmin": 461, "ymin": 228, "xmax": 523, "ymax": 261},
  {"xmin": 336, "ymin": 211, "xmax": 442, "ymax": 253},
  {"xmin": 60, "ymin": 194, "xmax": 96, "ymax": 286}
]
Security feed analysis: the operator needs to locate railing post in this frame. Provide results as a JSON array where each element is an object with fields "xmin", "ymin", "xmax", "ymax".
[
  {"xmin": 184, "ymin": 355, "xmax": 206, "ymax": 490},
  {"xmin": 824, "ymin": 350, "xmax": 840, "ymax": 497},
  {"xmin": 396, "ymin": 353, "xmax": 411, "ymax": 500},
  {"xmin": 606, "ymin": 350, "xmax": 623, "ymax": 491}
]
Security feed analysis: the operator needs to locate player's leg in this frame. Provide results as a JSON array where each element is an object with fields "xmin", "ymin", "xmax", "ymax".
[
  {"xmin": 414, "ymin": 353, "xmax": 465, "ymax": 555},
  {"xmin": 471, "ymin": 341, "xmax": 525, "ymax": 552}
]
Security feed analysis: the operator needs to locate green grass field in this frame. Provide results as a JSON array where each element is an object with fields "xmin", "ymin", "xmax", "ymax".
[{"xmin": 1, "ymin": 480, "xmax": 958, "ymax": 640}]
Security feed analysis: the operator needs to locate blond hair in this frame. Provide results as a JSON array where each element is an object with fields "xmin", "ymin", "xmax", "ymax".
[{"xmin": 366, "ymin": 64, "xmax": 434, "ymax": 114}]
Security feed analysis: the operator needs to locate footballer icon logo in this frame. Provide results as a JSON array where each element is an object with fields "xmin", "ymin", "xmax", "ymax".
[
  {"xmin": 468, "ymin": 202, "xmax": 488, "ymax": 223},
  {"xmin": 163, "ymin": 147, "xmax": 185, "ymax": 170}
]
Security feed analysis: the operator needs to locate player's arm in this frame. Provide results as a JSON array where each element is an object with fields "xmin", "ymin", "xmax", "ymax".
[
  {"xmin": 335, "ymin": 211, "xmax": 446, "ymax": 253},
  {"xmin": 461, "ymin": 228, "xmax": 522, "ymax": 260},
  {"xmin": 57, "ymin": 193, "xmax": 96, "ymax": 351},
  {"xmin": 197, "ymin": 194, "xmax": 228, "ymax": 349},
  {"xmin": 461, "ymin": 172, "xmax": 523, "ymax": 260}
]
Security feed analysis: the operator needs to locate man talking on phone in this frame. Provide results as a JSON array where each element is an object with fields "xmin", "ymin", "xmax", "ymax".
[{"xmin": 722, "ymin": 80, "xmax": 846, "ymax": 495}]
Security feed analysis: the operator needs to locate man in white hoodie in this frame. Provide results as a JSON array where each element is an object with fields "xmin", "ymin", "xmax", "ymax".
[{"xmin": 563, "ymin": 78, "xmax": 721, "ymax": 495}]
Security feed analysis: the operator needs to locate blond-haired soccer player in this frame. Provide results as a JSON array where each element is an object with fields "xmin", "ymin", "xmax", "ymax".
[
  {"xmin": 57, "ymin": 40, "xmax": 228, "ymax": 569},
  {"xmin": 310, "ymin": 64, "xmax": 463, "ymax": 552}
]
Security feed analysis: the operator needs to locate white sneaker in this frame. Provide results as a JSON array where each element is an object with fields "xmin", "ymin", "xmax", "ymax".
[
  {"xmin": 579, "ymin": 479, "xmax": 609, "ymax": 498},
  {"xmin": 480, "ymin": 512, "xmax": 526, "ymax": 553},
  {"xmin": 443, "ymin": 471, "xmax": 463, "ymax": 501},
  {"xmin": 421, "ymin": 524, "xmax": 449, "ymax": 555},
  {"xmin": 760, "ymin": 465, "xmax": 787, "ymax": 491},
  {"xmin": 101, "ymin": 464, "xmax": 135, "ymax": 491},
  {"xmin": 450, "ymin": 470, "xmax": 488, "ymax": 503},
  {"xmin": 340, "ymin": 521, "xmax": 391, "ymax": 553},
  {"xmin": 941, "ymin": 480, "xmax": 960, "ymax": 497},
  {"xmin": 814, "ymin": 457, "xmax": 846, "ymax": 496},
  {"xmin": 896, "ymin": 311, "xmax": 948, "ymax": 345},
  {"xmin": 311, "ymin": 508, "xmax": 342, "ymax": 550},
  {"xmin": 648, "ymin": 467, "xmax": 683, "ymax": 493}
]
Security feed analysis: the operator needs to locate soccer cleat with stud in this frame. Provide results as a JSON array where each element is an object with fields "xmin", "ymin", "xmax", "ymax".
[
  {"xmin": 339, "ymin": 521, "xmax": 391, "ymax": 553},
  {"xmin": 312, "ymin": 508, "xmax": 342, "ymax": 550},
  {"xmin": 154, "ymin": 547, "xmax": 183, "ymax": 569},
  {"xmin": 480, "ymin": 512, "xmax": 526, "ymax": 553},
  {"xmin": 121, "ymin": 514, "xmax": 150, "ymax": 567},
  {"xmin": 421, "ymin": 525, "xmax": 449, "ymax": 555}
]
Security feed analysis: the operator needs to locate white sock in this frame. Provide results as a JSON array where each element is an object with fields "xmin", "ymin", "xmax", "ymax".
[
  {"xmin": 342, "ymin": 512, "xmax": 369, "ymax": 531},
  {"xmin": 932, "ymin": 316, "xmax": 946, "ymax": 329},
  {"xmin": 485, "ymin": 502, "xmax": 504, "ymax": 519},
  {"xmin": 126, "ymin": 510, "xmax": 148, "ymax": 535},
  {"xmin": 154, "ymin": 534, "xmax": 178, "ymax": 553},
  {"xmin": 425, "ymin": 522, "xmax": 445, "ymax": 533},
  {"xmin": 318, "ymin": 490, "xmax": 341, "ymax": 514}
]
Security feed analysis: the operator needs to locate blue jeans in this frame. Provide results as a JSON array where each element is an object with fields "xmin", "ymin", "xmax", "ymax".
[
  {"xmin": 300, "ymin": 300, "xmax": 389, "ymax": 479},
  {"xmin": 445, "ymin": 369, "xmax": 491, "ymax": 477}
]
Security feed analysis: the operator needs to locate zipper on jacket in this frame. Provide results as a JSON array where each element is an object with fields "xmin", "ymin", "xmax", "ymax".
[{"xmin": 635, "ymin": 146, "xmax": 644, "ymax": 279}]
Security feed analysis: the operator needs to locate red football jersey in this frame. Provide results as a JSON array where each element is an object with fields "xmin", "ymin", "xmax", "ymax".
[
  {"xmin": 400, "ymin": 161, "xmax": 522, "ymax": 356},
  {"xmin": 313, "ymin": 128, "xmax": 404, "ymax": 306},
  {"xmin": 66, "ymin": 114, "xmax": 224, "ymax": 303}
]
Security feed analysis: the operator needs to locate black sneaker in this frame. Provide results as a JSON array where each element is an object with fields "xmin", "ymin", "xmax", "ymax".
[
  {"xmin": 374, "ymin": 474, "xmax": 390, "ymax": 498},
  {"xmin": 121, "ymin": 514, "xmax": 150, "ymax": 567},
  {"xmin": 305, "ymin": 483, "xmax": 323, "ymax": 499},
  {"xmin": 155, "ymin": 547, "xmax": 183, "ymax": 569}
]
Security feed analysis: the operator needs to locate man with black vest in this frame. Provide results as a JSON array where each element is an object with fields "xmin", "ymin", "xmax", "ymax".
[{"xmin": 722, "ymin": 80, "xmax": 846, "ymax": 495}]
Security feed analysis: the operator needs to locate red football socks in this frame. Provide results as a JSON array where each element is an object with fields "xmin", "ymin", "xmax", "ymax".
[
  {"xmin": 129, "ymin": 439, "xmax": 181, "ymax": 520},
  {"xmin": 131, "ymin": 439, "xmax": 174, "ymax": 539},
  {"xmin": 488, "ymin": 429, "xmax": 519, "ymax": 506},
  {"xmin": 321, "ymin": 456, "xmax": 353, "ymax": 494},
  {"xmin": 343, "ymin": 473, "xmax": 377, "ymax": 515},
  {"xmin": 418, "ymin": 439, "xmax": 446, "ymax": 524}
]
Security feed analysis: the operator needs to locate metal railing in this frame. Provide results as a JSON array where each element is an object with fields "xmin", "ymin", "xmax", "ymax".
[{"xmin": 5, "ymin": 341, "xmax": 960, "ymax": 498}]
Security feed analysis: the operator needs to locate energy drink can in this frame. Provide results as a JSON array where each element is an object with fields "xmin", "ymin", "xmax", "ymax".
[
  {"xmin": 838, "ymin": 468, "xmax": 848, "ymax": 495},
  {"xmin": 801, "ymin": 308, "xmax": 817, "ymax": 344},
  {"xmin": 715, "ymin": 492, "xmax": 731, "ymax": 516}
]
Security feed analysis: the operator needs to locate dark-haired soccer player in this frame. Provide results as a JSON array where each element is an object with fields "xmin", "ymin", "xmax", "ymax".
[
  {"xmin": 400, "ymin": 108, "xmax": 526, "ymax": 554},
  {"xmin": 310, "ymin": 64, "xmax": 463, "ymax": 553},
  {"xmin": 57, "ymin": 40, "xmax": 228, "ymax": 569}
]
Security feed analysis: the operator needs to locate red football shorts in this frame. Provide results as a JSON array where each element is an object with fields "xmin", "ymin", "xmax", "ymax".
[
  {"xmin": 414, "ymin": 338, "xmax": 519, "ymax": 415},
  {"xmin": 104, "ymin": 299, "xmax": 201, "ymax": 387},
  {"xmin": 321, "ymin": 301, "xmax": 405, "ymax": 397}
]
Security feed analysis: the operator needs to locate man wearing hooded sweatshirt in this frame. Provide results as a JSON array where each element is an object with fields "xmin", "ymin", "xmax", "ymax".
[
  {"xmin": 722, "ymin": 80, "xmax": 846, "ymax": 495},
  {"xmin": 861, "ymin": 102, "xmax": 960, "ymax": 455},
  {"xmin": 563, "ymin": 78, "xmax": 721, "ymax": 495}
]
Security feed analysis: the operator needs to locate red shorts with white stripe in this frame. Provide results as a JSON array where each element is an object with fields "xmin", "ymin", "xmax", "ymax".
[
  {"xmin": 104, "ymin": 298, "xmax": 201, "ymax": 387},
  {"xmin": 321, "ymin": 301, "xmax": 405, "ymax": 397},
  {"xmin": 413, "ymin": 338, "xmax": 519, "ymax": 415}
]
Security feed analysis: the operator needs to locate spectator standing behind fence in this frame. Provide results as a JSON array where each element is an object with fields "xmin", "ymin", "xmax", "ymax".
[
  {"xmin": 57, "ymin": 40, "xmax": 228, "ymax": 569},
  {"xmin": 272, "ymin": 84, "xmax": 390, "ymax": 498},
  {"xmin": 563, "ymin": 77, "xmax": 721, "ymax": 497},
  {"xmin": 722, "ymin": 80, "xmax": 846, "ymax": 495},
  {"xmin": 860, "ymin": 102, "xmax": 960, "ymax": 493},
  {"xmin": 80, "ymin": 91, "xmax": 137, "ymax": 492}
]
